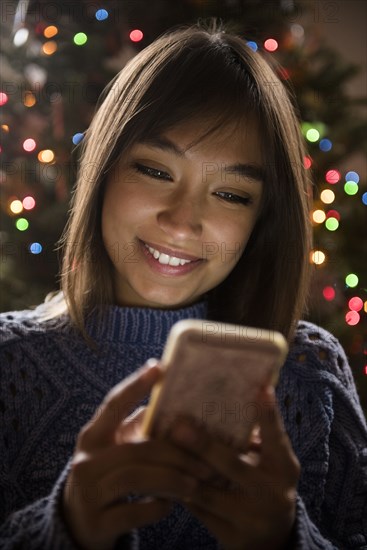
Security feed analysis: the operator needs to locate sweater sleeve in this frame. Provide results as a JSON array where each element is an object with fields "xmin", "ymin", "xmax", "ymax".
[
  {"xmin": 0, "ymin": 314, "xmax": 139, "ymax": 550},
  {"xmin": 284, "ymin": 323, "xmax": 367, "ymax": 549},
  {"xmin": 0, "ymin": 460, "xmax": 138, "ymax": 549}
]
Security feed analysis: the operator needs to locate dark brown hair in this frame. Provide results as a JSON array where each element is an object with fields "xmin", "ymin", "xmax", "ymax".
[{"xmin": 40, "ymin": 20, "xmax": 312, "ymax": 345}]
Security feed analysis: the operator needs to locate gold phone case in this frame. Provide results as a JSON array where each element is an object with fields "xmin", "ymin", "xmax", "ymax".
[{"xmin": 141, "ymin": 319, "xmax": 288, "ymax": 450}]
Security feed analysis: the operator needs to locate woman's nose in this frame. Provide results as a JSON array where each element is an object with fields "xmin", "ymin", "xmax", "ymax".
[{"xmin": 157, "ymin": 193, "xmax": 203, "ymax": 241}]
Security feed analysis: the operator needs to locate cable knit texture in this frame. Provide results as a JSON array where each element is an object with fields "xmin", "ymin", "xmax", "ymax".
[{"xmin": 0, "ymin": 302, "xmax": 366, "ymax": 549}]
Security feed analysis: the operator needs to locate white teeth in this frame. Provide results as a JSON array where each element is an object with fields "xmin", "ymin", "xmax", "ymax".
[{"xmin": 145, "ymin": 244, "xmax": 192, "ymax": 265}]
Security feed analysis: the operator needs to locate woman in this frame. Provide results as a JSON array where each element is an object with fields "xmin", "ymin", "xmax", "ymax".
[{"xmin": 1, "ymin": 21, "xmax": 366, "ymax": 549}]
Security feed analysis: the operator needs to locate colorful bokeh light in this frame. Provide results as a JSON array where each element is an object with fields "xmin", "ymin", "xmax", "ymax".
[
  {"xmin": 264, "ymin": 38, "xmax": 278, "ymax": 51},
  {"xmin": 345, "ymin": 311, "xmax": 360, "ymax": 326},
  {"xmin": 38, "ymin": 149, "xmax": 55, "ymax": 163},
  {"xmin": 24, "ymin": 91, "xmax": 36, "ymax": 107},
  {"xmin": 345, "ymin": 171, "xmax": 359, "ymax": 183},
  {"xmin": 348, "ymin": 297, "xmax": 363, "ymax": 312},
  {"xmin": 129, "ymin": 29, "xmax": 143, "ymax": 42},
  {"xmin": 42, "ymin": 41, "xmax": 57, "ymax": 55},
  {"xmin": 16, "ymin": 218, "xmax": 29, "ymax": 231},
  {"xmin": 44, "ymin": 26, "xmax": 58, "ymax": 38},
  {"xmin": 23, "ymin": 196, "xmax": 36, "ymax": 210},
  {"xmin": 246, "ymin": 41, "xmax": 258, "ymax": 51},
  {"xmin": 303, "ymin": 156, "xmax": 312, "ymax": 169},
  {"xmin": 23, "ymin": 138, "xmax": 36, "ymax": 152},
  {"xmin": 325, "ymin": 217, "xmax": 339, "ymax": 231},
  {"xmin": 311, "ymin": 250, "xmax": 325, "ymax": 265},
  {"xmin": 74, "ymin": 33, "xmax": 88, "ymax": 46},
  {"xmin": 323, "ymin": 286, "xmax": 335, "ymax": 301},
  {"xmin": 29, "ymin": 242, "xmax": 43, "ymax": 254},
  {"xmin": 10, "ymin": 200, "xmax": 23, "ymax": 214},
  {"xmin": 306, "ymin": 129, "xmax": 320, "ymax": 142},
  {"xmin": 0, "ymin": 93, "xmax": 9, "ymax": 106},
  {"xmin": 320, "ymin": 189, "xmax": 335, "ymax": 204},
  {"xmin": 345, "ymin": 273, "xmax": 358, "ymax": 288},
  {"xmin": 95, "ymin": 9, "xmax": 109, "ymax": 20},
  {"xmin": 326, "ymin": 209, "xmax": 340, "ymax": 221},
  {"xmin": 312, "ymin": 210, "xmax": 326, "ymax": 223},
  {"xmin": 72, "ymin": 132, "xmax": 84, "ymax": 145},
  {"xmin": 319, "ymin": 139, "xmax": 332, "ymax": 152},
  {"xmin": 344, "ymin": 181, "xmax": 358, "ymax": 195},
  {"xmin": 325, "ymin": 169, "xmax": 340, "ymax": 184}
]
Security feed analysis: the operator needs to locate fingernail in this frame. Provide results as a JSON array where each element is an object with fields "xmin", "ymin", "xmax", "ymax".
[{"xmin": 146, "ymin": 358, "xmax": 159, "ymax": 368}]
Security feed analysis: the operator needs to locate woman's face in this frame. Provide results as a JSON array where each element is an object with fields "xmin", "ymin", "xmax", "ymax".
[{"xmin": 102, "ymin": 118, "xmax": 264, "ymax": 309}]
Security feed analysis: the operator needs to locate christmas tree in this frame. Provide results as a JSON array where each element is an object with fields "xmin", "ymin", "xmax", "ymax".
[{"xmin": 1, "ymin": 0, "xmax": 366, "ymax": 411}]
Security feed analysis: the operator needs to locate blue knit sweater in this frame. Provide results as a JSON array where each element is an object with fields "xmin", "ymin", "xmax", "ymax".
[{"xmin": 0, "ymin": 301, "xmax": 366, "ymax": 549}]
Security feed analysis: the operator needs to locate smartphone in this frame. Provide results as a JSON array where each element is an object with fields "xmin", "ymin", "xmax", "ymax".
[{"xmin": 141, "ymin": 319, "xmax": 288, "ymax": 451}]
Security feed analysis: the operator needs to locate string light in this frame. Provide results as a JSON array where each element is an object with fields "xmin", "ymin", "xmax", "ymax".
[
  {"xmin": 306, "ymin": 128, "xmax": 320, "ymax": 142},
  {"xmin": 320, "ymin": 189, "xmax": 335, "ymax": 204},
  {"xmin": 312, "ymin": 210, "xmax": 326, "ymax": 223},
  {"xmin": 348, "ymin": 297, "xmax": 363, "ymax": 311},
  {"xmin": 13, "ymin": 28, "xmax": 29, "ymax": 47},
  {"xmin": 42, "ymin": 41, "xmax": 57, "ymax": 55},
  {"xmin": 345, "ymin": 171, "xmax": 359, "ymax": 183},
  {"xmin": 44, "ymin": 26, "xmax": 58, "ymax": 38},
  {"xmin": 345, "ymin": 273, "xmax": 358, "ymax": 288},
  {"xmin": 0, "ymin": 93, "xmax": 9, "ymax": 106},
  {"xmin": 129, "ymin": 29, "xmax": 143, "ymax": 42},
  {"xmin": 23, "ymin": 91, "xmax": 36, "ymax": 107},
  {"xmin": 95, "ymin": 9, "xmax": 109, "ymax": 20},
  {"xmin": 311, "ymin": 250, "xmax": 325, "ymax": 265},
  {"xmin": 23, "ymin": 138, "xmax": 36, "ymax": 152},
  {"xmin": 23, "ymin": 196, "xmax": 36, "ymax": 210},
  {"xmin": 325, "ymin": 217, "xmax": 339, "ymax": 231},
  {"xmin": 362, "ymin": 192, "xmax": 367, "ymax": 205},
  {"xmin": 344, "ymin": 181, "xmax": 358, "ymax": 195},
  {"xmin": 326, "ymin": 209, "xmax": 340, "ymax": 220},
  {"xmin": 325, "ymin": 169, "xmax": 340, "ymax": 184},
  {"xmin": 29, "ymin": 242, "xmax": 43, "ymax": 254},
  {"xmin": 345, "ymin": 311, "xmax": 360, "ymax": 326},
  {"xmin": 74, "ymin": 33, "xmax": 88, "ymax": 46},
  {"xmin": 1, "ymin": 124, "xmax": 9, "ymax": 132},
  {"xmin": 319, "ymin": 138, "xmax": 332, "ymax": 151},
  {"xmin": 323, "ymin": 286, "xmax": 335, "ymax": 301},
  {"xmin": 264, "ymin": 38, "xmax": 278, "ymax": 52},
  {"xmin": 246, "ymin": 41, "xmax": 258, "ymax": 51},
  {"xmin": 72, "ymin": 133, "xmax": 84, "ymax": 145},
  {"xmin": 303, "ymin": 156, "xmax": 312, "ymax": 169},
  {"xmin": 10, "ymin": 200, "xmax": 23, "ymax": 214},
  {"xmin": 38, "ymin": 149, "xmax": 55, "ymax": 163},
  {"xmin": 16, "ymin": 218, "xmax": 29, "ymax": 231}
]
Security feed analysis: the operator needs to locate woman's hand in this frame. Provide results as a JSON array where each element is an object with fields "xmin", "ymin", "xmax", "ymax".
[
  {"xmin": 170, "ymin": 386, "xmax": 300, "ymax": 550},
  {"xmin": 62, "ymin": 361, "xmax": 210, "ymax": 550}
]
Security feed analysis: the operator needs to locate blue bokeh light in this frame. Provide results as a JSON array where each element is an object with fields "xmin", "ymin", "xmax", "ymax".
[{"xmin": 95, "ymin": 9, "xmax": 109, "ymax": 21}]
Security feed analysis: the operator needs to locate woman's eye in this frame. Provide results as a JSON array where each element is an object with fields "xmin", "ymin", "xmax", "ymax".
[
  {"xmin": 133, "ymin": 162, "xmax": 172, "ymax": 181},
  {"xmin": 215, "ymin": 191, "xmax": 253, "ymax": 206}
]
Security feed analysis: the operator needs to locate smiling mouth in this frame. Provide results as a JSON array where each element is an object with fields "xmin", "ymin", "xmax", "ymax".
[
  {"xmin": 142, "ymin": 241, "xmax": 202, "ymax": 266},
  {"xmin": 144, "ymin": 244, "xmax": 192, "ymax": 266}
]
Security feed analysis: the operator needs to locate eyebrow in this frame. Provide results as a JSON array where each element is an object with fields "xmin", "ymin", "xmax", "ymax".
[{"xmin": 139, "ymin": 136, "xmax": 265, "ymax": 184}]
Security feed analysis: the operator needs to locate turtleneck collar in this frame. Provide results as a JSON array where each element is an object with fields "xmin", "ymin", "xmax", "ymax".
[{"xmin": 83, "ymin": 301, "xmax": 208, "ymax": 345}]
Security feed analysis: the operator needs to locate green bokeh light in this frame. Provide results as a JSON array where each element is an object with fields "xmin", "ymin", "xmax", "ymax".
[
  {"xmin": 344, "ymin": 181, "xmax": 358, "ymax": 195},
  {"xmin": 16, "ymin": 218, "xmax": 29, "ymax": 231},
  {"xmin": 345, "ymin": 273, "xmax": 358, "ymax": 288},
  {"xmin": 306, "ymin": 129, "xmax": 320, "ymax": 142},
  {"xmin": 73, "ymin": 32, "xmax": 88, "ymax": 46},
  {"xmin": 325, "ymin": 217, "xmax": 339, "ymax": 231}
]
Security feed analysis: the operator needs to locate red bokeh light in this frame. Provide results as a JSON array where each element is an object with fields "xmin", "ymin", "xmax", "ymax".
[
  {"xmin": 323, "ymin": 286, "xmax": 335, "ymax": 301},
  {"xmin": 129, "ymin": 29, "xmax": 143, "ymax": 42}
]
